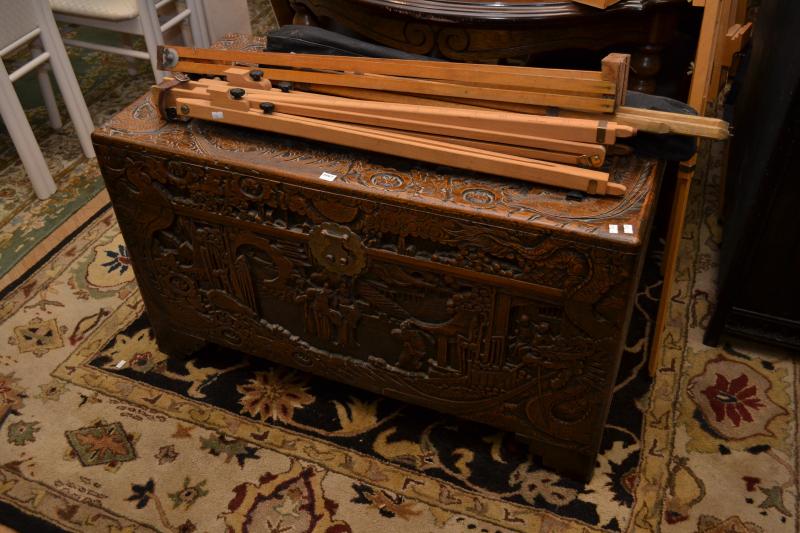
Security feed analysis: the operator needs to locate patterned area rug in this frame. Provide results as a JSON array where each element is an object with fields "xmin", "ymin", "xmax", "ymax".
[{"xmin": 0, "ymin": 136, "xmax": 797, "ymax": 532}]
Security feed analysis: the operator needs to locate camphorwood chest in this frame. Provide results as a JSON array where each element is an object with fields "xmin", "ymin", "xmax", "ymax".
[{"xmin": 93, "ymin": 36, "xmax": 662, "ymax": 481}]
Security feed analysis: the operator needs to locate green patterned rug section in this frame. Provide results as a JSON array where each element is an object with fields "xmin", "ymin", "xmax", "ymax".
[
  {"xmin": 0, "ymin": 27, "xmax": 156, "ymax": 278},
  {"xmin": 0, "ymin": 6, "xmax": 279, "ymax": 279}
]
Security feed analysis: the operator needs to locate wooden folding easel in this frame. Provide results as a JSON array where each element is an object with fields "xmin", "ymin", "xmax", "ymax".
[
  {"xmin": 153, "ymin": 45, "xmax": 729, "ymax": 200},
  {"xmin": 157, "ymin": 75, "xmax": 626, "ymax": 195}
]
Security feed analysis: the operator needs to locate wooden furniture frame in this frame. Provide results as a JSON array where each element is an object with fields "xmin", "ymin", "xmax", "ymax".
[{"xmin": 272, "ymin": 0, "xmax": 689, "ymax": 94}]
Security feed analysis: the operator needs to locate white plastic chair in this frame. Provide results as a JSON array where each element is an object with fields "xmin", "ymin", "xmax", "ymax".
[
  {"xmin": 1, "ymin": 0, "xmax": 95, "ymax": 200},
  {"xmin": 50, "ymin": 0, "xmax": 211, "ymax": 82}
]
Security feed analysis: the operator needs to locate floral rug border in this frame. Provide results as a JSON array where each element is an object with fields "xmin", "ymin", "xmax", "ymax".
[{"xmin": 627, "ymin": 148, "xmax": 706, "ymax": 532}]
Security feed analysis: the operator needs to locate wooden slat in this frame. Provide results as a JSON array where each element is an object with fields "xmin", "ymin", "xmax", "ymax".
[
  {"xmin": 602, "ymin": 53, "xmax": 630, "ymax": 107},
  {"xmin": 296, "ymin": 84, "xmax": 486, "ymax": 109},
  {"xmin": 614, "ymin": 106, "xmax": 729, "ymax": 139},
  {"xmin": 688, "ymin": 0, "xmax": 723, "ymax": 114},
  {"xmin": 413, "ymin": 75, "xmax": 615, "ymax": 95}
]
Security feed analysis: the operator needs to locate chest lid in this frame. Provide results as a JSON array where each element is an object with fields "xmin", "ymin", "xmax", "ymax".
[{"xmin": 94, "ymin": 88, "xmax": 660, "ymax": 252}]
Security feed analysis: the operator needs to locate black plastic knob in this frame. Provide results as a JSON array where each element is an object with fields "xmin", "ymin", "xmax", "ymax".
[
  {"xmin": 277, "ymin": 81, "xmax": 293, "ymax": 93},
  {"xmin": 259, "ymin": 102, "xmax": 275, "ymax": 114},
  {"xmin": 229, "ymin": 87, "xmax": 246, "ymax": 100},
  {"xmin": 249, "ymin": 69, "xmax": 264, "ymax": 82}
]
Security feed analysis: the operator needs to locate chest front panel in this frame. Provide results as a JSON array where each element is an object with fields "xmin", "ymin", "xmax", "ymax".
[{"xmin": 98, "ymin": 143, "xmax": 641, "ymax": 456}]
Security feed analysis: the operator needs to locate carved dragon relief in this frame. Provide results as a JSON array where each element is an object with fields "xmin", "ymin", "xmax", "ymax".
[{"xmin": 97, "ymin": 144, "xmax": 639, "ymax": 453}]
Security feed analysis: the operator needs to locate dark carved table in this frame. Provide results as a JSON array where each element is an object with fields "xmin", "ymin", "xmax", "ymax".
[
  {"xmin": 270, "ymin": 0, "xmax": 688, "ymax": 93},
  {"xmin": 94, "ymin": 33, "xmax": 663, "ymax": 481}
]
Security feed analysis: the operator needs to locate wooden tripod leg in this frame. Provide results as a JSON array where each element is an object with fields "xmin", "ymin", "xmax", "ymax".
[
  {"xmin": 172, "ymin": 96, "xmax": 623, "ymax": 195},
  {"xmin": 649, "ymin": 154, "xmax": 696, "ymax": 376},
  {"xmin": 401, "ymin": 131, "xmax": 605, "ymax": 167}
]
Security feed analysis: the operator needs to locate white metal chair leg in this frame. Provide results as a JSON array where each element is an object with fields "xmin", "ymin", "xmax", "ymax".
[
  {"xmin": 0, "ymin": 61, "xmax": 57, "ymax": 200},
  {"xmin": 31, "ymin": 42, "xmax": 63, "ymax": 130},
  {"xmin": 187, "ymin": 0, "xmax": 210, "ymax": 47},
  {"xmin": 137, "ymin": 0, "xmax": 166, "ymax": 82},
  {"xmin": 35, "ymin": 2, "xmax": 95, "ymax": 159}
]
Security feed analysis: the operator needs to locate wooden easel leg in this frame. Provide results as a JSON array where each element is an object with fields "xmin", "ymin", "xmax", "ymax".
[
  {"xmin": 649, "ymin": 155, "xmax": 696, "ymax": 376},
  {"xmin": 650, "ymin": 0, "xmax": 722, "ymax": 377}
]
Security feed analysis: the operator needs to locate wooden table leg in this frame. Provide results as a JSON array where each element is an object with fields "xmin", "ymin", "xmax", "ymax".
[{"xmin": 269, "ymin": 0, "xmax": 296, "ymax": 26}]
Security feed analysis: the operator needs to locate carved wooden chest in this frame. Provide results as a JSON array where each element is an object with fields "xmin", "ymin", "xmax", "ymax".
[{"xmin": 93, "ymin": 38, "xmax": 661, "ymax": 481}]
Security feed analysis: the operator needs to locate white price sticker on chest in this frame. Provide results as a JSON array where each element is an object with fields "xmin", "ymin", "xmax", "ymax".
[{"xmin": 319, "ymin": 172, "xmax": 337, "ymax": 182}]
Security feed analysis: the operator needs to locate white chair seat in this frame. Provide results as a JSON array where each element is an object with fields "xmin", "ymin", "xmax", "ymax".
[
  {"xmin": 50, "ymin": 0, "xmax": 211, "ymax": 82},
  {"xmin": 50, "ymin": 0, "xmax": 139, "ymax": 22}
]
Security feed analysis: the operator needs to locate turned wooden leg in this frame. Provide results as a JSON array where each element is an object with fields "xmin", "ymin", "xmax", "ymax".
[
  {"xmin": 630, "ymin": 10, "xmax": 679, "ymax": 94},
  {"xmin": 291, "ymin": 3, "xmax": 318, "ymax": 26},
  {"xmin": 153, "ymin": 325, "xmax": 207, "ymax": 359},
  {"xmin": 630, "ymin": 44, "xmax": 663, "ymax": 94}
]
